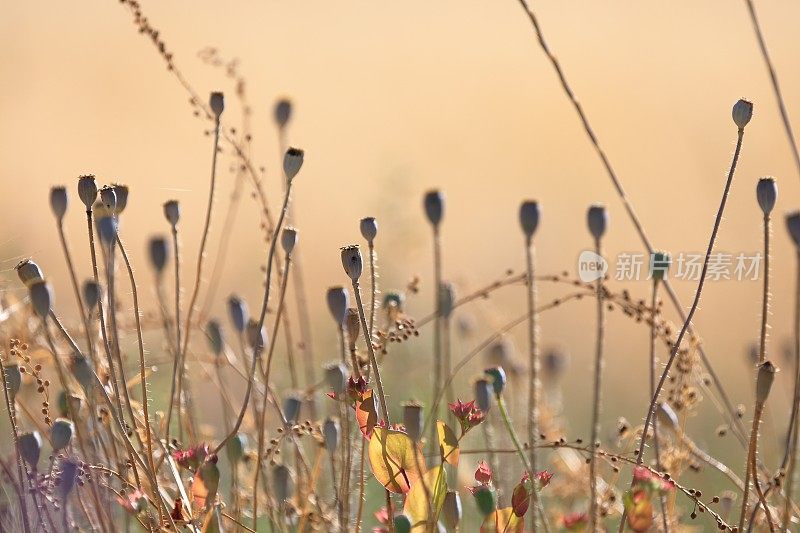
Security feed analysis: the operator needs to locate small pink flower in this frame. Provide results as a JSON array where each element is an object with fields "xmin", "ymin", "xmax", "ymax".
[{"xmin": 475, "ymin": 460, "xmax": 493, "ymax": 484}]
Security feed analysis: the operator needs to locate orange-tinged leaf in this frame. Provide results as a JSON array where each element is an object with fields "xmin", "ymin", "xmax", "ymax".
[
  {"xmin": 355, "ymin": 390, "xmax": 378, "ymax": 438},
  {"xmin": 437, "ymin": 421, "xmax": 460, "ymax": 466},
  {"xmin": 368, "ymin": 427, "xmax": 423, "ymax": 494},
  {"xmin": 480, "ymin": 507, "xmax": 523, "ymax": 533},
  {"xmin": 403, "ymin": 465, "xmax": 448, "ymax": 530},
  {"xmin": 192, "ymin": 461, "xmax": 220, "ymax": 511}
]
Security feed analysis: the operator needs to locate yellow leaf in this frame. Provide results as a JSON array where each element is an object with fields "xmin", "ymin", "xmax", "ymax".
[
  {"xmin": 403, "ymin": 465, "xmax": 448, "ymax": 531},
  {"xmin": 481, "ymin": 507, "xmax": 523, "ymax": 533},
  {"xmin": 355, "ymin": 390, "xmax": 378, "ymax": 438},
  {"xmin": 368, "ymin": 427, "xmax": 423, "ymax": 494},
  {"xmin": 437, "ymin": 421, "xmax": 460, "ymax": 466}
]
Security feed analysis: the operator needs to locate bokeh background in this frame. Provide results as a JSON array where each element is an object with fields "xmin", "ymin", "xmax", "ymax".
[{"xmin": 3, "ymin": 0, "xmax": 800, "ymax": 524}]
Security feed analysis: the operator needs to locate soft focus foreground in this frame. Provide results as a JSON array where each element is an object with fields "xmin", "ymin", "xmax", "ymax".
[{"xmin": 2, "ymin": 2, "xmax": 800, "ymax": 532}]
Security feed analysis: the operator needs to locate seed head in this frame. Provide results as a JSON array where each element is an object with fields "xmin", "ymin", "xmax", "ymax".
[
  {"xmin": 227, "ymin": 295, "xmax": 249, "ymax": 333},
  {"xmin": 19, "ymin": 431, "xmax": 42, "ymax": 468},
  {"xmin": 69, "ymin": 354, "xmax": 95, "ymax": 393},
  {"xmin": 111, "ymin": 183, "xmax": 129, "ymax": 214},
  {"xmin": 29, "ymin": 279, "xmax": 52, "ymax": 319},
  {"xmin": 543, "ymin": 348, "xmax": 568, "ymax": 380},
  {"xmin": 209, "ymin": 91, "xmax": 225, "ymax": 118},
  {"xmin": 786, "ymin": 211, "xmax": 800, "ymax": 248},
  {"xmin": 732, "ymin": 99, "xmax": 754, "ymax": 130},
  {"xmin": 650, "ymin": 251, "xmax": 671, "ymax": 282},
  {"xmin": 340, "ymin": 245, "xmax": 363, "ymax": 281},
  {"xmin": 283, "ymin": 394, "xmax": 302, "ymax": 424},
  {"xmin": 474, "ymin": 378, "xmax": 493, "ymax": 412},
  {"xmin": 246, "ymin": 318, "xmax": 267, "ymax": 353},
  {"xmin": 99, "ymin": 185, "xmax": 117, "ymax": 213},
  {"xmin": 50, "ymin": 186, "xmax": 68, "ymax": 221},
  {"xmin": 77, "ymin": 175, "xmax": 98, "ymax": 210},
  {"xmin": 439, "ymin": 282, "xmax": 455, "ymax": 319},
  {"xmin": 3, "ymin": 364, "xmax": 21, "ymax": 400},
  {"xmin": 756, "ymin": 360, "xmax": 777, "ymax": 404},
  {"xmin": 402, "ymin": 401, "xmax": 424, "ymax": 442},
  {"xmin": 148, "ymin": 236, "xmax": 169, "ymax": 274},
  {"xmin": 272, "ymin": 464, "xmax": 293, "ymax": 502},
  {"xmin": 283, "ymin": 147, "xmax": 304, "ymax": 181},
  {"xmin": 281, "ymin": 227, "xmax": 298, "ymax": 255},
  {"xmin": 206, "ymin": 320, "xmax": 224, "ymax": 357},
  {"xmin": 423, "ymin": 189, "xmax": 445, "ymax": 227},
  {"xmin": 324, "ymin": 362, "xmax": 348, "ymax": 396},
  {"xmin": 50, "ymin": 418, "xmax": 75, "ymax": 452},
  {"xmin": 274, "ymin": 98, "xmax": 292, "ymax": 128},
  {"xmin": 226, "ymin": 433, "xmax": 247, "ymax": 464},
  {"xmin": 95, "ymin": 215, "xmax": 117, "ymax": 246},
  {"xmin": 323, "ymin": 417, "xmax": 340, "ymax": 455},
  {"xmin": 756, "ymin": 177, "xmax": 777, "ymax": 215},
  {"xmin": 82, "ymin": 280, "xmax": 101, "ymax": 312},
  {"xmin": 163, "ymin": 200, "xmax": 180, "ymax": 227},
  {"xmin": 519, "ymin": 200, "xmax": 540, "ymax": 240},
  {"xmin": 16, "ymin": 259, "xmax": 44, "ymax": 287},
  {"xmin": 587, "ymin": 204, "xmax": 608, "ymax": 241},
  {"xmin": 360, "ymin": 217, "xmax": 378, "ymax": 243},
  {"xmin": 442, "ymin": 490, "xmax": 463, "ymax": 529},
  {"xmin": 58, "ymin": 460, "xmax": 79, "ymax": 499},
  {"xmin": 326, "ymin": 286, "xmax": 349, "ymax": 325}
]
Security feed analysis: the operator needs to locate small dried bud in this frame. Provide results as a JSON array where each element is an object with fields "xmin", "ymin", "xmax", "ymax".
[
  {"xmin": 3, "ymin": 364, "xmax": 22, "ymax": 400},
  {"xmin": 272, "ymin": 464, "xmax": 293, "ymax": 502},
  {"xmin": 163, "ymin": 200, "xmax": 180, "ymax": 227},
  {"xmin": 283, "ymin": 147, "xmax": 304, "ymax": 181},
  {"xmin": 19, "ymin": 431, "xmax": 42, "ymax": 468},
  {"xmin": 324, "ymin": 362, "xmax": 348, "ymax": 396},
  {"xmin": 323, "ymin": 417, "xmax": 340, "ymax": 455},
  {"xmin": 756, "ymin": 177, "xmax": 777, "ymax": 215},
  {"xmin": 246, "ymin": 319, "xmax": 267, "ymax": 353},
  {"xmin": 281, "ymin": 227, "xmax": 298, "ymax": 254},
  {"xmin": 402, "ymin": 401, "xmax": 424, "ymax": 442},
  {"xmin": 326, "ymin": 286, "xmax": 349, "ymax": 324},
  {"xmin": 111, "ymin": 184, "xmax": 129, "ymax": 214},
  {"xmin": 587, "ymin": 204, "xmax": 608, "ymax": 241},
  {"xmin": 209, "ymin": 91, "xmax": 224, "ymax": 117},
  {"xmin": 360, "ymin": 217, "xmax": 378, "ymax": 243},
  {"xmin": 228, "ymin": 296, "xmax": 249, "ymax": 333},
  {"xmin": 77, "ymin": 175, "xmax": 98, "ymax": 210},
  {"xmin": 423, "ymin": 189, "xmax": 444, "ymax": 227},
  {"xmin": 50, "ymin": 187, "xmax": 68, "ymax": 221},
  {"xmin": 786, "ymin": 211, "xmax": 800, "ymax": 248},
  {"xmin": 346, "ymin": 308, "xmax": 360, "ymax": 350},
  {"xmin": 340, "ymin": 245, "xmax": 363, "ymax": 281},
  {"xmin": 99, "ymin": 185, "xmax": 117, "ymax": 213},
  {"xmin": 274, "ymin": 98, "xmax": 292, "ymax": 128},
  {"xmin": 656, "ymin": 402, "xmax": 679, "ymax": 433},
  {"xmin": 96, "ymin": 215, "xmax": 118, "ymax": 246},
  {"xmin": 439, "ymin": 282, "xmax": 455, "ymax": 319},
  {"xmin": 732, "ymin": 99, "xmax": 754, "ymax": 130},
  {"xmin": 82, "ymin": 280, "xmax": 101, "ymax": 312},
  {"xmin": 519, "ymin": 200, "xmax": 540, "ymax": 240},
  {"xmin": 484, "ymin": 366, "xmax": 507, "ymax": 396},
  {"xmin": 442, "ymin": 490, "xmax": 463, "ymax": 529},
  {"xmin": 148, "ymin": 236, "xmax": 169, "ymax": 274},
  {"xmin": 756, "ymin": 360, "xmax": 777, "ymax": 404},
  {"xmin": 206, "ymin": 320, "xmax": 224, "ymax": 357},
  {"xmin": 283, "ymin": 395, "xmax": 302, "ymax": 424},
  {"xmin": 650, "ymin": 251, "xmax": 671, "ymax": 282},
  {"xmin": 474, "ymin": 378, "xmax": 493, "ymax": 412},
  {"xmin": 15, "ymin": 259, "xmax": 44, "ymax": 287},
  {"xmin": 29, "ymin": 279, "xmax": 52, "ymax": 319},
  {"xmin": 226, "ymin": 433, "xmax": 247, "ymax": 464},
  {"xmin": 50, "ymin": 418, "xmax": 75, "ymax": 451}
]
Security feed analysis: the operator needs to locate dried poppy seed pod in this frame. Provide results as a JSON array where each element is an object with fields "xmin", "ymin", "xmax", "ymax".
[
  {"xmin": 50, "ymin": 186, "xmax": 68, "ymax": 221},
  {"xmin": 484, "ymin": 366, "xmax": 507, "ymax": 396},
  {"xmin": 283, "ymin": 147, "xmax": 304, "ymax": 181},
  {"xmin": 756, "ymin": 360, "xmax": 777, "ymax": 404},
  {"xmin": 281, "ymin": 227, "xmax": 298, "ymax": 255},
  {"xmin": 474, "ymin": 378, "xmax": 493, "ymax": 412},
  {"xmin": 272, "ymin": 464, "xmax": 293, "ymax": 502},
  {"xmin": 209, "ymin": 91, "xmax": 225, "ymax": 118},
  {"xmin": 111, "ymin": 184, "xmax": 129, "ymax": 214},
  {"xmin": 346, "ymin": 308, "xmax": 360, "ymax": 349},
  {"xmin": 69, "ymin": 354, "xmax": 94, "ymax": 393},
  {"xmin": 99, "ymin": 185, "xmax": 117, "ymax": 213},
  {"xmin": 650, "ymin": 251, "xmax": 671, "ymax": 282},
  {"xmin": 82, "ymin": 279, "xmax": 100, "ymax": 312},
  {"xmin": 3, "ymin": 364, "xmax": 22, "ymax": 400},
  {"xmin": 324, "ymin": 362, "xmax": 348, "ymax": 396},
  {"xmin": 77, "ymin": 175, "xmax": 98, "ymax": 210},
  {"xmin": 163, "ymin": 200, "xmax": 180, "ymax": 227},
  {"xmin": 756, "ymin": 177, "xmax": 777, "ymax": 215},
  {"xmin": 274, "ymin": 98, "xmax": 292, "ymax": 128},
  {"xmin": 148, "ymin": 236, "xmax": 169, "ymax": 275},
  {"xmin": 228, "ymin": 296, "xmax": 249, "ymax": 333},
  {"xmin": 442, "ymin": 490, "xmax": 463, "ymax": 529},
  {"xmin": 439, "ymin": 282, "xmax": 455, "ymax": 319},
  {"xmin": 587, "ymin": 204, "xmax": 608, "ymax": 241},
  {"xmin": 340, "ymin": 245, "xmax": 363, "ymax": 281},
  {"xmin": 732, "ymin": 99, "xmax": 754, "ymax": 130},
  {"xmin": 246, "ymin": 319, "xmax": 266, "ymax": 353},
  {"xmin": 29, "ymin": 279, "xmax": 52, "ymax": 319},
  {"xmin": 96, "ymin": 215, "xmax": 117, "ymax": 246},
  {"xmin": 323, "ymin": 417, "xmax": 340, "ymax": 455},
  {"xmin": 360, "ymin": 217, "xmax": 378, "ymax": 243},
  {"xmin": 206, "ymin": 320, "xmax": 224, "ymax": 358},
  {"xmin": 402, "ymin": 401, "xmax": 424, "ymax": 442},
  {"xmin": 50, "ymin": 418, "xmax": 75, "ymax": 452},
  {"xmin": 786, "ymin": 211, "xmax": 800, "ymax": 248},
  {"xmin": 423, "ymin": 189, "xmax": 444, "ymax": 227},
  {"xmin": 656, "ymin": 402, "xmax": 679, "ymax": 434},
  {"xmin": 16, "ymin": 259, "xmax": 44, "ymax": 287},
  {"xmin": 58, "ymin": 459, "xmax": 78, "ymax": 498},
  {"xmin": 283, "ymin": 395, "xmax": 302, "ymax": 425},
  {"xmin": 326, "ymin": 286, "xmax": 349, "ymax": 325},
  {"xmin": 19, "ymin": 432, "xmax": 42, "ymax": 468},
  {"xmin": 57, "ymin": 390, "xmax": 83, "ymax": 417},
  {"xmin": 226, "ymin": 433, "xmax": 247, "ymax": 464},
  {"xmin": 519, "ymin": 200, "xmax": 540, "ymax": 240},
  {"xmin": 543, "ymin": 348, "xmax": 568, "ymax": 380}
]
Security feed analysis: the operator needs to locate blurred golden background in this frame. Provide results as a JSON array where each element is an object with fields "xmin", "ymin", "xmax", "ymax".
[{"xmin": 2, "ymin": 0, "xmax": 800, "ymax": 467}]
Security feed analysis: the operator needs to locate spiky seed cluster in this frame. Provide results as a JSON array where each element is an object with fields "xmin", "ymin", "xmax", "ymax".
[
  {"xmin": 50, "ymin": 187, "xmax": 68, "ymax": 221},
  {"xmin": 209, "ymin": 91, "xmax": 225, "ymax": 118},
  {"xmin": 587, "ymin": 204, "xmax": 608, "ymax": 241},
  {"xmin": 228, "ymin": 295, "xmax": 249, "ymax": 333},
  {"xmin": 340, "ymin": 245, "xmax": 363, "ymax": 281},
  {"xmin": 360, "ymin": 217, "xmax": 378, "ymax": 243},
  {"xmin": 78, "ymin": 175, "xmax": 98, "ymax": 210},
  {"xmin": 519, "ymin": 200, "xmax": 540, "ymax": 240},
  {"xmin": 274, "ymin": 98, "xmax": 292, "ymax": 128},
  {"xmin": 326, "ymin": 286, "xmax": 349, "ymax": 324},
  {"xmin": 148, "ymin": 236, "xmax": 169, "ymax": 274},
  {"xmin": 283, "ymin": 147, "xmax": 304, "ymax": 181},
  {"xmin": 732, "ymin": 99, "xmax": 754, "ymax": 130},
  {"xmin": 424, "ymin": 189, "xmax": 444, "ymax": 227},
  {"xmin": 163, "ymin": 200, "xmax": 180, "ymax": 227},
  {"xmin": 756, "ymin": 177, "xmax": 777, "ymax": 215}
]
